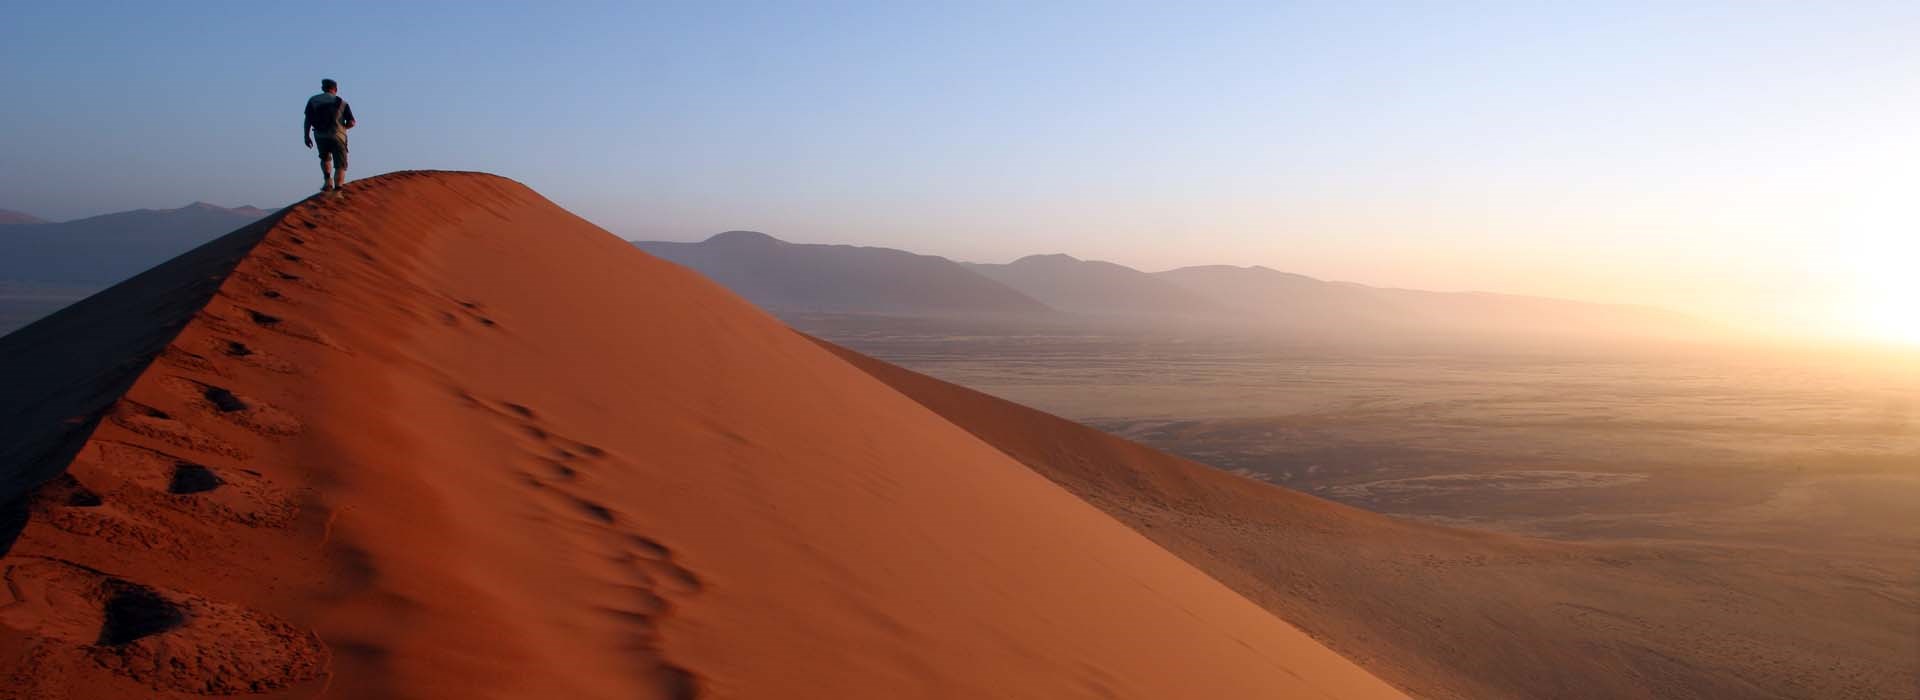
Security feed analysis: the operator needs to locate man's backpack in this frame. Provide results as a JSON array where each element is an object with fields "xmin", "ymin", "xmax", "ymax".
[{"xmin": 306, "ymin": 95, "xmax": 345, "ymax": 136}]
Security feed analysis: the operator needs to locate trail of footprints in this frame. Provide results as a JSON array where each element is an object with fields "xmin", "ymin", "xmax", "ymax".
[
  {"xmin": 7, "ymin": 192, "xmax": 581, "ymax": 696},
  {"xmin": 466, "ymin": 394, "xmax": 706, "ymax": 700},
  {"xmin": 4, "ymin": 206, "xmax": 365, "ymax": 694},
  {"xmin": 4, "ymin": 196, "xmax": 381, "ymax": 695},
  {"xmin": 287, "ymin": 200, "xmax": 499, "ymax": 330}
]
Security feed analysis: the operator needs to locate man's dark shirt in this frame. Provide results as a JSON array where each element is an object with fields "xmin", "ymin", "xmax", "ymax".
[{"xmin": 304, "ymin": 93, "xmax": 355, "ymax": 142}]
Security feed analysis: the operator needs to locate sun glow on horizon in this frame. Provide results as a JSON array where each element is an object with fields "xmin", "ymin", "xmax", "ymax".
[
  {"xmin": 1837, "ymin": 240, "xmax": 1920, "ymax": 347},
  {"xmin": 1852, "ymin": 297, "xmax": 1920, "ymax": 347}
]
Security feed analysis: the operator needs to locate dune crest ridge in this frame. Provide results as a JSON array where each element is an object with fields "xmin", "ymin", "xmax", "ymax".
[{"xmin": 0, "ymin": 171, "xmax": 1404, "ymax": 699}]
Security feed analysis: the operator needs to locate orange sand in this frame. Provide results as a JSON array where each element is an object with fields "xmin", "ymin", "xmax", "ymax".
[{"xmin": 0, "ymin": 171, "xmax": 1404, "ymax": 699}]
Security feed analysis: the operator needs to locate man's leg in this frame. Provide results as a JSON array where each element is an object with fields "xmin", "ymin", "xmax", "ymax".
[
  {"xmin": 333, "ymin": 143, "xmax": 348, "ymax": 189},
  {"xmin": 319, "ymin": 153, "xmax": 334, "ymax": 191}
]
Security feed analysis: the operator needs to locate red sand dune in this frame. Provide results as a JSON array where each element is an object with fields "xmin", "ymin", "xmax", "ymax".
[{"xmin": 0, "ymin": 172, "xmax": 1404, "ymax": 699}]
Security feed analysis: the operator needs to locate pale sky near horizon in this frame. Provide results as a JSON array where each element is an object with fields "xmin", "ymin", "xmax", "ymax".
[{"xmin": 2, "ymin": 2, "xmax": 1915, "ymax": 344}]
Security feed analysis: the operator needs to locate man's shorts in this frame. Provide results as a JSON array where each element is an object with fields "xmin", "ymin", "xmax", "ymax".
[{"xmin": 315, "ymin": 136, "xmax": 348, "ymax": 169}]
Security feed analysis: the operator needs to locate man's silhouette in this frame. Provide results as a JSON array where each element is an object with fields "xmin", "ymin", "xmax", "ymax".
[{"xmin": 303, "ymin": 79, "xmax": 357, "ymax": 192}]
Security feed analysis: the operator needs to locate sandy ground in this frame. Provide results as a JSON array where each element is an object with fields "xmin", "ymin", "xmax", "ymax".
[
  {"xmin": 821, "ymin": 339, "xmax": 1919, "ymax": 700},
  {"xmin": 0, "ymin": 171, "xmax": 1403, "ymax": 699}
]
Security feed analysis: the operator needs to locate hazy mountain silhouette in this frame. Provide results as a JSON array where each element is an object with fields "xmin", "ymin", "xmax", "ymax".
[
  {"xmin": 966, "ymin": 254, "xmax": 1227, "ymax": 317},
  {"xmin": 0, "ymin": 202, "xmax": 269, "ymax": 285},
  {"xmin": 4, "ymin": 201, "xmax": 1695, "ymax": 338},
  {"xmin": 633, "ymin": 231, "xmax": 1052, "ymax": 314},
  {"xmin": 0, "ymin": 209, "xmax": 47, "ymax": 225},
  {"xmin": 635, "ymin": 233, "xmax": 1702, "ymax": 338},
  {"xmin": 1158, "ymin": 264, "xmax": 1701, "ymax": 338},
  {"xmin": 1154, "ymin": 264, "xmax": 1408, "ymax": 328}
]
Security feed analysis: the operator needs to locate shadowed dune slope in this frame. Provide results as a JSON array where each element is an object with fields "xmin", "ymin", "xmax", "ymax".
[
  {"xmin": 0, "ymin": 211, "xmax": 285, "ymax": 547},
  {"xmin": 818, "ymin": 339, "xmax": 1918, "ymax": 700},
  {"xmin": 0, "ymin": 171, "xmax": 1403, "ymax": 699}
]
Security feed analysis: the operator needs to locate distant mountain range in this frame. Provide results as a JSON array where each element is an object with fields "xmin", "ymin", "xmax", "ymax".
[
  {"xmin": 0, "ymin": 203, "xmax": 269, "ymax": 285},
  {"xmin": 0, "ymin": 209, "xmax": 48, "ymax": 225},
  {"xmin": 0, "ymin": 207, "xmax": 1698, "ymax": 341},
  {"xmin": 633, "ymin": 232, "xmax": 1705, "ymax": 339},
  {"xmin": 635, "ymin": 231, "xmax": 1050, "ymax": 314},
  {"xmin": 966, "ymin": 254, "xmax": 1226, "ymax": 317},
  {"xmin": 1156, "ymin": 265, "xmax": 1703, "ymax": 337}
]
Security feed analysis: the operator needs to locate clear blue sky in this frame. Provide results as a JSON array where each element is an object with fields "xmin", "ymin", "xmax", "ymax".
[{"xmin": 2, "ymin": 2, "xmax": 1916, "ymax": 340}]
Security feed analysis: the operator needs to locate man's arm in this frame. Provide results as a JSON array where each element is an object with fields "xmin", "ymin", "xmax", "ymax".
[
  {"xmin": 302, "ymin": 105, "xmax": 313, "ymax": 147},
  {"xmin": 341, "ymin": 101, "xmax": 356, "ymax": 130}
]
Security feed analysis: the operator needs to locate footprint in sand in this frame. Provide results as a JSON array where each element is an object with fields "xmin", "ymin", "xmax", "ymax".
[
  {"xmin": 58, "ymin": 441, "xmax": 300, "ymax": 529},
  {"xmin": 202, "ymin": 337, "xmax": 299, "ymax": 374},
  {"xmin": 464, "ymin": 393, "xmax": 705, "ymax": 698},
  {"xmin": 108, "ymin": 402, "xmax": 245, "ymax": 460},
  {"xmin": 226, "ymin": 304, "xmax": 338, "ymax": 348},
  {"xmin": 156, "ymin": 376, "xmax": 303, "ymax": 436},
  {"xmin": 0, "ymin": 557, "xmax": 328, "ymax": 694}
]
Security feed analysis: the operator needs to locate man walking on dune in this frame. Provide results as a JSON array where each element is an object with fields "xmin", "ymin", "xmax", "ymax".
[{"xmin": 303, "ymin": 78, "xmax": 357, "ymax": 192}]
